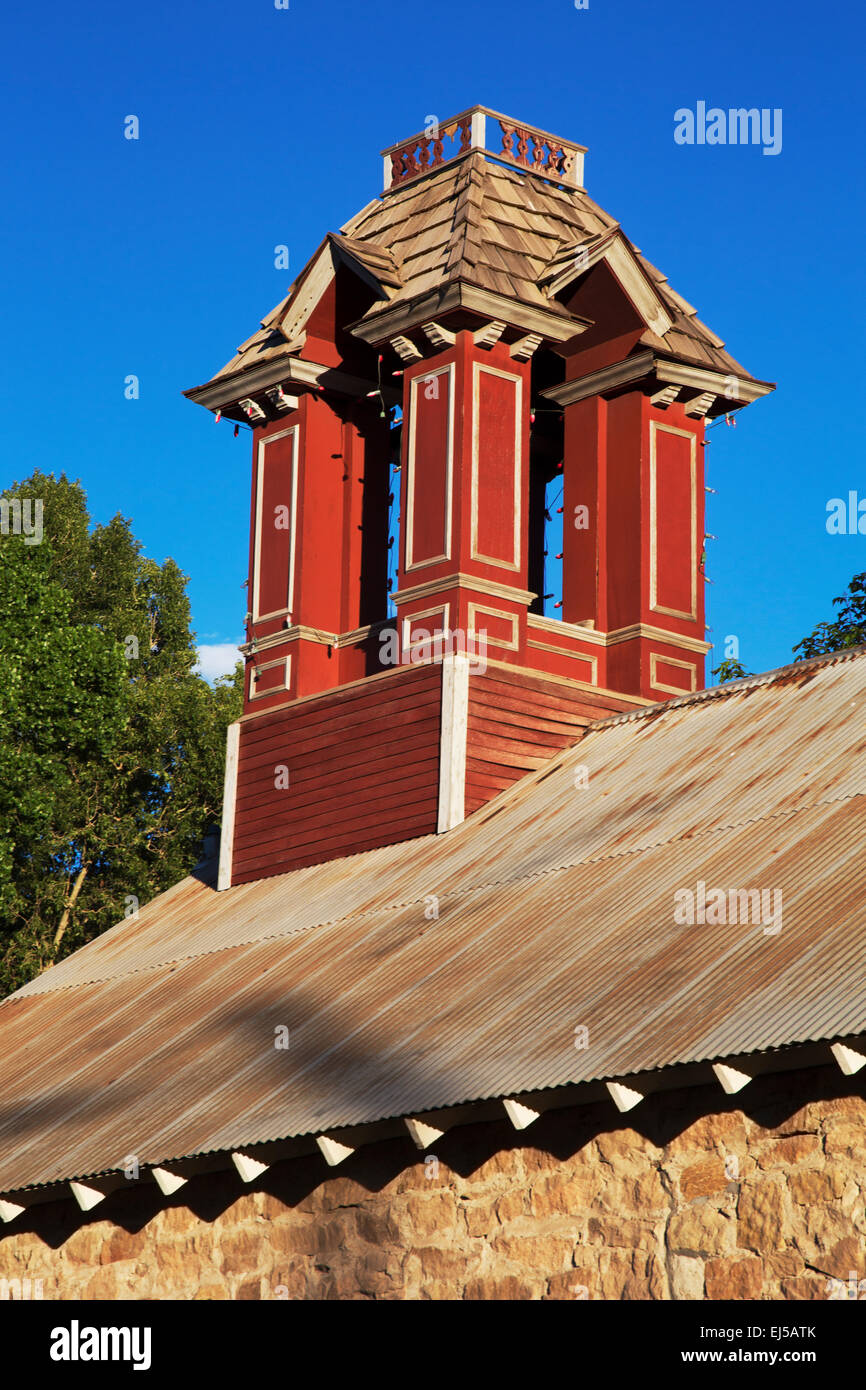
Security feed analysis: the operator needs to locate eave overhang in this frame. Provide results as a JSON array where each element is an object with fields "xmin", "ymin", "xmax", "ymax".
[
  {"xmin": 542, "ymin": 349, "xmax": 776, "ymax": 417},
  {"xmin": 183, "ymin": 354, "xmax": 399, "ymax": 419},
  {"xmin": 0, "ymin": 1034, "xmax": 859, "ymax": 1216},
  {"xmin": 347, "ymin": 279, "xmax": 593, "ymax": 350}
]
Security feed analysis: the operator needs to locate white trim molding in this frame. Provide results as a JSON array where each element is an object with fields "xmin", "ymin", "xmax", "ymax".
[
  {"xmin": 437, "ymin": 653, "xmax": 470, "ymax": 833},
  {"xmin": 218, "ymin": 722, "xmax": 241, "ymax": 892},
  {"xmin": 394, "ymin": 572, "xmax": 535, "ymax": 607},
  {"xmin": 467, "ymin": 601, "xmax": 519, "ymax": 652},
  {"xmin": 401, "ymin": 604, "xmax": 451, "ymax": 661},
  {"xmin": 249, "ymin": 655, "xmax": 292, "ymax": 700},
  {"xmin": 650, "ymin": 652, "xmax": 697, "ymax": 696},
  {"xmin": 526, "ymin": 614, "xmax": 711, "ymax": 656},
  {"xmin": 525, "ymin": 639, "xmax": 598, "ymax": 683}
]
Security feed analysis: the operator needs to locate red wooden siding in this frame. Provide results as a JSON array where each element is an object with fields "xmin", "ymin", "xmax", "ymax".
[
  {"xmin": 232, "ymin": 662, "xmax": 441, "ymax": 883},
  {"xmin": 465, "ymin": 665, "xmax": 632, "ymax": 817}
]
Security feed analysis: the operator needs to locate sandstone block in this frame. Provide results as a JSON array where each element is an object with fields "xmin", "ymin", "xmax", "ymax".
[
  {"xmin": 100, "ymin": 1226, "xmax": 148, "ymax": 1265},
  {"xmin": 82, "ymin": 1265, "xmax": 138, "ymax": 1299},
  {"xmin": 419, "ymin": 1281, "xmax": 461, "ymax": 1301},
  {"xmin": 400, "ymin": 1190, "xmax": 459, "ymax": 1240},
  {"xmin": 158, "ymin": 1204, "xmax": 197, "ymax": 1236},
  {"xmin": 62, "ymin": 1225, "xmax": 109, "ymax": 1266},
  {"xmin": 519, "ymin": 1146, "xmax": 567, "ymax": 1179},
  {"xmin": 543, "ymin": 1271, "xmax": 593, "ymax": 1300},
  {"xmin": 679, "ymin": 1158, "xmax": 728, "ymax": 1201},
  {"xmin": 670, "ymin": 1253, "xmax": 704, "ymax": 1300},
  {"xmin": 495, "ymin": 1189, "xmax": 525, "ymax": 1225},
  {"xmin": 779, "ymin": 1273, "xmax": 832, "ymax": 1300},
  {"xmin": 788, "ymin": 1167, "xmax": 846, "ymax": 1205},
  {"xmin": 268, "ymin": 1217, "xmax": 318, "ymax": 1257},
  {"xmin": 668, "ymin": 1204, "xmax": 733, "ymax": 1256},
  {"xmin": 736, "ymin": 1178, "xmax": 785, "ymax": 1253},
  {"xmin": 595, "ymin": 1128, "xmax": 658, "ymax": 1169},
  {"xmin": 818, "ymin": 1235, "xmax": 864, "ymax": 1282},
  {"xmin": 667, "ymin": 1111, "xmax": 746, "ymax": 1156},
  {"xmin": 415, "ymin": 1245, "xmax": 474, "ymax": 1285},
  {"xmin": 468, "ymin": 1147, "xmax": 522, "ymax": 1183},
  {"xmin": 529, "ymin": 1171, "xmax": 595, "ymax": 1218},
  {"xmin": 192, "ymin": 1282, "xmax": 229, "ymax": 1300},
  {"xmin": 704, "ymin": 1256, "xmax": 764, "ymax": 1300},
  {"xmin": 270, "ymin": 1264, "xmax": 307, "ymax": 1300},
  {"xmin": 597, "ymin": 1249, "xmax": 665, "ymax": 1300},
  {"xmin": 823, "ymin": 1122, "xmax": 866, "ymax": 1159},
  {"xmin": 491, "ymin": 1233, "xmax": 575, "ymax": 1273},
  {"xmin": 251, "ymin": 1190, "xmax": 291, "ymax": 1221},
  {"xmin": 464, "ymin": 1274, "xmax": 540, "ymax": 1300},
  {"xmin": 313, "ymin": 1210, "xmax": 364, "ymax": 1255},
  {"xmin": 754, "ymin": 1134, "xmax": 820, "ymax": 1168},
  {"xmin": 464, "ymin": 1198, "xmax": 498, "ymax": 1240},
  {"xmin": 235, "ymin": 1276, "xmax": 264, "ymax": 1299},
  {"xmin": 317, "ymin": 1175, "xmax": 376, "ymax": 1211},
  {"xmin": 586, "ymin": 1216, "xmax": 658, "ymax": 1251},
  {"xmin": 217, "ymin": 1226, "xmax": 269, "ymax": 1276}
]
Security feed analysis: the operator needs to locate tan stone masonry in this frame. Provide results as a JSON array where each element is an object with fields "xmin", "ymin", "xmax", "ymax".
[{"xmin": 1, "ymin": 1066, "xmax": 864, "ymax": 1300}]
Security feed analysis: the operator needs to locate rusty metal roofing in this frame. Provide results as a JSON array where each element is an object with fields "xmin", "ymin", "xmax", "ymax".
[{"xmin": 1, "ymin": 646, "xmax": 865, "ymax": 1193}]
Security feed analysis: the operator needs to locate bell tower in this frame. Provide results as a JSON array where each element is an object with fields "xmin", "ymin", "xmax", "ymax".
[
  {"xmin": 185, "ymin": 106, "xmax": 773, "ymax": 888},
  {"xmin": 393, "ymin": 329, "xmax": 532, "ymax": 669}
]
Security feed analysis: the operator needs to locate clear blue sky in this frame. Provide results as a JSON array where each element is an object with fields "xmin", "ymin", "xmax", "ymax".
[{"xmin": 2, "ymin": 0, "xmax": 864, "ymax": 680}]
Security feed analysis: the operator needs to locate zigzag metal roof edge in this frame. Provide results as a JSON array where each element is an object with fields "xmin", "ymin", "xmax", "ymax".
[
  {"xmin": 587, "ymin": 641, "xmax": 866, "ymax": 731},
  {"xmin": 2, "ymin": 1033, "xmax": 862, "ymax": 1204}
]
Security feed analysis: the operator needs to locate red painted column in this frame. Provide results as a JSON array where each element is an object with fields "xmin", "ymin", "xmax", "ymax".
[
  {"xmin": 395, "ymin": 331, "xmax": 532, "ymax": 669},
  {"xmin": 243, "ymin": 390, "xmax": 390, "ymax": 713},
  {"xmin": 561, "ymin": 389, "xmax": 707, "ymax": 700}
]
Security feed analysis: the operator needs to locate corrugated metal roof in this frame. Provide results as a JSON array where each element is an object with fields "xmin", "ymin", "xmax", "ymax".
[{"xmin": 1, "ymin": 646, "xmax": 865, "ymax": 1193}]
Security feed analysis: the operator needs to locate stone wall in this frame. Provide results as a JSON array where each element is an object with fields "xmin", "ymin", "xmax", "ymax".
[{"xmin": 1, "ymin": 1065, "xmax": 864, "ymax": 1300}]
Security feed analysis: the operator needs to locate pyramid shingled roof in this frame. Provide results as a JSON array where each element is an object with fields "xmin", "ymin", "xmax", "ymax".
[{"xmin": 190, "ymin": 150, "xmax": 765, "ymax": 397}]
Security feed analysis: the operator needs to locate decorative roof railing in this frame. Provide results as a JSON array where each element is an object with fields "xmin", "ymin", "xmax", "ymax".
[{"xmin": 380, "ymin": 106, "xmax": 586, "ymax": 194}]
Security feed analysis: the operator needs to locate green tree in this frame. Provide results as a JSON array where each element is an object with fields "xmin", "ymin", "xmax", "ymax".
[
  {"xmin": 0, "ymin": 472, "xmax": 243, "ymax": 995},
  {"xmin": 711, "ymin": 658, "xmax": 752, "ymax": 683},
  {"xmin": 794, "ymin": 572, "xmax": 866, "ymax": 659}
]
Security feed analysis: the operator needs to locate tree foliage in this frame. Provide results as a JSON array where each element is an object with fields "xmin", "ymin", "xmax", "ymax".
[
  {"xmin": 0, "ymin": 472, "xmax": 242, "ymax": 994},
  {"xmin": 793, "ymin": 572, "xmax": 866, "ymax": 659},
  {"xmin": 711, "ymin": 658, "xmax": 752, "ymax": 683}
]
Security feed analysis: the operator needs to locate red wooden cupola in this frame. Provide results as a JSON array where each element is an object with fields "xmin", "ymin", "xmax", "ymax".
[{"xmin": 184, "ymin": 105, "xmax": 774, "ymax": 889}]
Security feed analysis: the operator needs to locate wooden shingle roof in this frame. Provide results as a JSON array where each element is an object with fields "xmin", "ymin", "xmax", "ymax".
[{"xmin": 190, "ymin": 146, "xmax": 764, "ymax": 399}]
